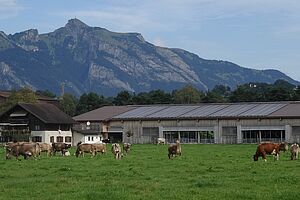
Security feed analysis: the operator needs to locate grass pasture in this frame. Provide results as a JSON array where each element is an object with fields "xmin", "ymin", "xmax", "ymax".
[{"xmin": 0, "ymin": 144, "xmax": 300, "ymax": 200}]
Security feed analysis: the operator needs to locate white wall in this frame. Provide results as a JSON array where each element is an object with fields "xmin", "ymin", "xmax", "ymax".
[
  {"xmin": 31, "ymin": 130, "xmax": 72, "ymax": 144},
  {"xmin": 84, "ymin": 135, "xmax": 102, "ymax": 144}
]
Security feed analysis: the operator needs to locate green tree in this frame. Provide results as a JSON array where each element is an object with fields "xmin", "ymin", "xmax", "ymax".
[
  {"xmin": 35, "ymin": 90, "xmax": 56, "ymax": 98},
  {"xmin": 173, "ymin": 85, "xmax": 204, "ymax": 104},
  {"xmin": 60, "ymin": 93, "xmax": 78, "ymax": 116},
  {"xmin": 76, "ymin": 93, "xmax": 109, "ymax": 115},
  {"xmin": 0, "ymin": 88, "xmax": 37, "ymax": 113},
  {"xmin": 113, "ymin": 91, "xmax": 133, "ymax": 105}
]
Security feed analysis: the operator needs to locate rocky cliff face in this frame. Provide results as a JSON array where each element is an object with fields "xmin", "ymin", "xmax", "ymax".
[{"xmin": 0, "ymin": 18, "xmax": 298, "ymax": 96}]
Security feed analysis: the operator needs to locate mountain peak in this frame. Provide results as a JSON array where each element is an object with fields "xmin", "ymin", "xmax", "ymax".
[{"xmin": 65, "ymin": 18, "xmax": 89, "ymax": 29}]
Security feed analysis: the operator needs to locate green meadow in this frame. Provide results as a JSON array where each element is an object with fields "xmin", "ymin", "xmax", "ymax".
[{"xmin": 0, "ymin": 144, "xmax": 299, "ymax": 200}]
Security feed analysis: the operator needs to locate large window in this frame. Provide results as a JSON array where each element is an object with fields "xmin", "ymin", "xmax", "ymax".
[
  {"xmin": 57, "ymin": 136, "xmax": 63, "ymax": 142},
  {"xmin": 65, "ymin": 136, "xmax": 71, "ymax": 143},
  {"xmin": 142, "ymin": 127, "xmax": 159, "ymax": 143},
  {"xmin": 50, "ymin": 136, "xmax": 54, "ymax": 143},
  {"xmin": 32, "ymin": 136, "xmax": 42, "ymax": 142}
]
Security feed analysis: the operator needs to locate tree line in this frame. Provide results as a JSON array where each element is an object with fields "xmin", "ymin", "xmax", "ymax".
[{"xmin": 1, "ymin": 79, "xmax": 300, "ymax": 116}]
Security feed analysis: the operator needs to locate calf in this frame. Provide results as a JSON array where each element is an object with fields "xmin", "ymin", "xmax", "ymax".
[
  {"xmin": 52, "ymin": 143, "xmax": 71, "ymax": 156},
  {"xmin": 253, "ymin": 142, "xmax": 282, "ymax": 161},
  {"xmin": 94, "ymin": 143, "xmax": 107, "ymax": 155},
  {"xmin": 168, "ymin": 140, "xmax": 182, "ymax": 159},
  {"xmin": 123, "ymin": 143, "xmax": 131, "ymax": 154},
  {"xmin": 75, "ymin": 143, "xmax": 96, "ymax": 157},
  {"xmin": 290, "ymin": 143, "xmax": 299, "ymax": 160},
  {"xmin": 111, "ymin": 143, "xmax": 122, "ymax": 159},
  {"xmin": 37, "ymin": 143, "xmax": 52, "ymax": 156}
]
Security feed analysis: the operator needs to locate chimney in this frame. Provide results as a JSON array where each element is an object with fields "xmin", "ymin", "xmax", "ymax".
[{"xmin": 61, "ymin": 82, "xmax": 65, "ymax": 97}]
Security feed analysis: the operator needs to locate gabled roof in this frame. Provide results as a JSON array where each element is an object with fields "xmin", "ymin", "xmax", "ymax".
[
  {"xmin": 15, "ymin": 103, "xmax": 75, "ymax": 124},
  {"xmin": 73, "ymin": 106, "xmax": 137, "ymax": 122}
]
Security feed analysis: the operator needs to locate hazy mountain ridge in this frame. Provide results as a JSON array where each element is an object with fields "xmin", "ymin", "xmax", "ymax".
[{"xmin": 0, "ymin": 18, "xmax": 298, "ymax": 96}]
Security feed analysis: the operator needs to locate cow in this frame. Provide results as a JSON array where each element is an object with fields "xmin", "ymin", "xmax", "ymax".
[
  {"xmin": 123, "ymin": 143, "xmax": 131, "ymax": 154},
  {"xmin": 279, "ymin": 142, "xmax": 289, "ymax": 152},
  {"xmin": 52, "ymin": 143, "xmax": 71, "ymax": 156},
  {"xmin": 111, "ymin": 143, "xmax": 122, "ymax": 159},
  {"xmin": 102, "ymin": 139, "xmax": 110, "ymax": 143},
  {"xmin": 37, "ymin": 143, "xmax": 52, "ymax": 156},
  {"xmin": 253, "ymin": 142, "xmax": 283, "ymax": 161},
  {"xmin": 6, "ymin": 143, "xmax": 40, "ymax": 160},
  {"xmin": 93, "ymin": 143, "xmax": 107, "ymax": 155},
  {"xmin": 290, "ymin": 143, "xmax": 299, "ymax": 160},
  {"xmin": 157, "ymin": 138, "xmax": 166, "ymax": 145},
  {"xmin": 168, "ymin": 140, "xmax": 182, "ymax": 159},
  {"xmin": 75, "ymin": 143, "xmax": 96, "ymax": 157}
]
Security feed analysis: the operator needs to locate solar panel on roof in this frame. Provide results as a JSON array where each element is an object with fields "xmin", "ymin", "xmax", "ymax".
[
  {"xmin": 209, "ymin": 104, "xmax": 258, "ymax": 117},
  {"xmin": 113, "ymin": 106, "xmax": 168, "ymax": 118},
  {"xmin": 147, "ymin": 106, "xmax": 200, "ymax": 118},
  {"xmin": 240, "ymin": 103, "xmax": 287, "ymax": 117},
  {"xmin": 181, "ymin": 104, "xmax": 229, "ymax": 118}
]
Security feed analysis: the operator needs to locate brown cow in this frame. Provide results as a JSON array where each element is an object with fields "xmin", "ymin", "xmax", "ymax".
[
  {"xmin": 168, "ymin": 140, "xmax": 182, "ymax": 159},
  {"xmin": 123, "ymin": 143, "xmax": 131, "ymax": 154},
  {"xmin": 37, "ymin": 143, "xmax": 52, "ymax": 156},
  {"xmin": 94, "ymin": 143, "xmax": 107, "ymax": 155},
  {"xmin": 111, "ymin": 143, "xmax": 122, "ymax": 159},
  {"xmin": 52, "ymin": 143, "xmax": 71, "ymax": 156},
  {"xmin": 290, "ymin": 143, "xmax": 299, "ymax": 160},
  {"xmin": 253, "ymin": 142, "xmax": 283, "ymax": 161},
  {"xmin": 6, "ymin": 143, "xmax": 40, "ymax": 160},
  {"xmin": 75, "ymin": 143, "xmax": 96, "ymax": 157}
]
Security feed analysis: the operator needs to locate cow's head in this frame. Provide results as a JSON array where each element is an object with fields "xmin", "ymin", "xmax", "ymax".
[
  {"xmin": 279, "ymin": 142, "xmax": 288, "ymax": 152},
  {"xmin": 65, "ymin": 144, "xmax": 71, "ymax": 149},
  {"xmin": 253, "ymin": 155, "xmax": 258, "ymax": 161}
]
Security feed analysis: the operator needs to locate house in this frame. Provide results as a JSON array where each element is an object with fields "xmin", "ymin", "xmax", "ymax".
[
  {"xmin": 0, "ymin": 103, "xmax": 75, "ymax": 144},
  {"xmin": 72, "ymin": 106, "xmax": 136, "ymax": 145},
  {"xmin": 73, "ymin": 102, "xmax": 300, "ymax": 144}
]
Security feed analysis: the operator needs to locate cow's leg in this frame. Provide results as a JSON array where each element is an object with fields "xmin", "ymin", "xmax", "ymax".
[{"xmin": 262, "ymin": 152, "xmax": 267, "ymax": 162}]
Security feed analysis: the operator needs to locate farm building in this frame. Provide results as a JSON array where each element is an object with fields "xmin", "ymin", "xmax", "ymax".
[
  {"xmin": 0, "ymin": 103, "xmax": 74, "ymax": 144},
  {"xmin": 73, "ymin": 102, "xmax": 300, "ymax": 144}
]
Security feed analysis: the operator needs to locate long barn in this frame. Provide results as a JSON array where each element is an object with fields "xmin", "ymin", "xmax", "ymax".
[{"xmin": 73, "ymin": 102, "xmax": 300, "ymax": 144}]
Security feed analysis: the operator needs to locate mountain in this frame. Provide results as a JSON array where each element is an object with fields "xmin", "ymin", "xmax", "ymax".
[{"xmin": 0, "ymin": 18, "xmax": 298, "ymax": 96}]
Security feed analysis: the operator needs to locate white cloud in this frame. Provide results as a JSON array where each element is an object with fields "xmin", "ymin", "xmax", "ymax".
[{"xmin": 0, "ymin": 0, "xmax": 23, "ymax": 19}]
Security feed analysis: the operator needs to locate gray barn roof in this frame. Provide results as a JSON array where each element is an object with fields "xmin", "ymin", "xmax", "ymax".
[
  {"xmin": 73, "ymin": 106, "xmax": 137, "ymax": 122},
  {"xmin": 111, "ymin": 102, "xmax": 297, "ymax": 120}
]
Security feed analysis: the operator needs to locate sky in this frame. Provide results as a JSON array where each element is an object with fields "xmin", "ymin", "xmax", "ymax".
[{"xmin": 1, "ymin": 0, "xmax": 300, "ymax": 80}]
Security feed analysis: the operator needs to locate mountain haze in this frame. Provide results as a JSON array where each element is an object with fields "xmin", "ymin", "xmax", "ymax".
[{"xmin": 0, "ymin": 19, "xmax": 298, "ymax": 96}]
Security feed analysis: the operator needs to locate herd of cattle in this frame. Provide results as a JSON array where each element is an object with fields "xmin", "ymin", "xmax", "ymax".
[{"xmin": 2, "ymin": 138, "xmax": 299, "ymax": 161}]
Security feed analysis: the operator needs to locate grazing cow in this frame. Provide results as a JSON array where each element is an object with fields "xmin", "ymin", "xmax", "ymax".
[
  {"xmin": 253, "ymin": 142, "xmax": 283, "ymax": 161},
  {"xmin": 111, "ymin": 143, "xmax": 122, "ymax": 159},
  {"xmin": 157, "ymin": 138, "xmax": 166, "ymax": 145},
  {"xmin": 168, "ymin": 140, "xmax": 182, "ymax": 159},
  {"xmin": 290, "ymin": 143, "xmax": 299, "ymax": 160},
  {"xmin": 52, "ymin": 143, "xmax": 71, "ymax": 156},
  {"xmin": 102, "ymin": 139, "xmax": 110, "ymax": 143},
  {"xmin": 6, "ymin": 143, "xmax": 40, "ymax": 160},
  {"xmin": 279, "ymin": 142, "xmax": 289, "ymax": 152},
  {"xmin": 123, "ymin": 143, "xmax": 131, "ymax": 154},
  {"xmin": 94, "ymin": 143, "xmax": 107, "ymax": 155},
  {"xmin": 75, "ymin": 143, "xmax": 96, "ymax": 157},
  {"xmin": 37, "ymin": 143, "xmax": 52, "ymax": 156}
]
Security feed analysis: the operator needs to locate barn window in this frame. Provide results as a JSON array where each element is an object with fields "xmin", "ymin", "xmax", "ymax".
[
  {"xmin": 57, "ymin": 136, "xmax": 63, "ymax": 142},
  {"xmin": 91, "ymin": 136, "xmax": 94, "ymax": 141},
  {"xmin": 50, "ymin": 136, "xmax": 54, "ymax": 143},
  {"xmin": 65, "ymin": 136, "xmax": 71, "ymax": 143},
  {"xmin": 32, "ymin": 136, "xmax": 42, "ymax": 142},
  {"xmin": 88, "ymin": 136, "xmax": 90, "ymax": 141}
]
